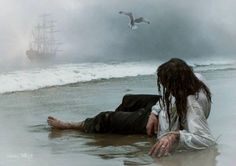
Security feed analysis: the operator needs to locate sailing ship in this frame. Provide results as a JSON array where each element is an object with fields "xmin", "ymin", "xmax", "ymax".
[{"xmin": 26, "ymin": 14, "xmax": 58, "ymax": 61}]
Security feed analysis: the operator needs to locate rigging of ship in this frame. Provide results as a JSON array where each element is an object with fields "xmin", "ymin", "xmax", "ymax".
[{"xmin": 26, "ymin": 14, "xmax": 60, "ymax": 62}]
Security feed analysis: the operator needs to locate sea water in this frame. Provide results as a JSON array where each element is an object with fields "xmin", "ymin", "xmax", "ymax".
[
  {"xmin": 0, "ymin": 61, "xmax": 236, "ymax": 166},
  {"xmin": 0, "ymin": 60, "xmax": 235, "ymax": 94}
]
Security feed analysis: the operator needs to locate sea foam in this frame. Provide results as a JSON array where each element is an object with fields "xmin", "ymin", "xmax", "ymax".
[
  {"xmin": 0, "ymin": 61, "xmax": 235, "ymax": 94},
  {"xmin": 0, "ymin": 62, "xmax": 158, "ymax": 94}
]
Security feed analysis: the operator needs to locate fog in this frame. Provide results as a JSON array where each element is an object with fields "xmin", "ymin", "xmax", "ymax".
[{"xmin": 0, "ymin": 0, "xmax": 236, "ymax": 70}]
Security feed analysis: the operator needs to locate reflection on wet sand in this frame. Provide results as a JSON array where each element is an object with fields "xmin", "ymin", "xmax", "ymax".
[
  {"xmin": 154, "ymin": 147, "xmax": 219, "ymax": 166},
  {"xmin": 48, "ymin": 129, "xmax": 219, "ymax": 166}
]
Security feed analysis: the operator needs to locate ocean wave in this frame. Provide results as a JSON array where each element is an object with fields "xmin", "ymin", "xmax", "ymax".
[
  {"xmin": 0, "ymin": 61, "xmax": 235, "ymax": 94},
  {"xmin": 192, "ymin": 62, "xmax": 236, "ymax": 72},
  {"xmin": 0, "ymin": 62, "xmax": 158, "ymax": 94}
]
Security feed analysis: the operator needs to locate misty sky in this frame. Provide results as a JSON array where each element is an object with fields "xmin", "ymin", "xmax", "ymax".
[{"xmin": 0, "ymin": 0, "xmax": 236, "ymax": 69}]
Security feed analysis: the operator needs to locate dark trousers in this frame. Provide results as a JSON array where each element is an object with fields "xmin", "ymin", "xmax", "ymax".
[{"xmin": 84, "ymin": 94, "xmax": 161, "ymax": 134}]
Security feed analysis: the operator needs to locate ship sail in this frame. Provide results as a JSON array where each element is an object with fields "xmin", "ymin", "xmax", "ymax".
[{"xmin": 26, "ymin": 14, "xmax": 58, "ymax": 61}]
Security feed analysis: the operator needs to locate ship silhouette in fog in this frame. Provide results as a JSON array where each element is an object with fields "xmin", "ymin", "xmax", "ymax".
[{"xmin": 26, "ymin": 14, "xmax": 60, "ymax": 62}]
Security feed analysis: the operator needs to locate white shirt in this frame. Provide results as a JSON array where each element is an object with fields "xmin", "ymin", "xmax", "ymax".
[{"xmin": 151, "ymin": 73, "xmax": 215, "ymax": 150}]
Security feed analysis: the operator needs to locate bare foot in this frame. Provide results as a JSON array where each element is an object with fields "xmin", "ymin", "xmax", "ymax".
[
  {"xmin": 47, "ymin": 116, "xmax": 70, "ymax": 129},
  {"xmin": 47, "ymin": 116, "xmax": 84, "ymax": 130}
]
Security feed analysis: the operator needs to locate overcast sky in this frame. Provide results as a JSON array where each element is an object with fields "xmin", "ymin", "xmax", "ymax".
[{"xmin": 0, "ymin": 0, "xmax": 236, "ymax": 69}]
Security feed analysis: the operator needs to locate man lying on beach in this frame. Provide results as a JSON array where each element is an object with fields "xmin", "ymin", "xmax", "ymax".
[{"xmin": 48, "ymin": 58, "xmax": 216, "ymax": 157}]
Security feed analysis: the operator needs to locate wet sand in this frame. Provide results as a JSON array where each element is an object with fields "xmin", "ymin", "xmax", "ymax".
[{"xmin": 0, "ymin": 70, "xmax": 235, "ymax": 166}]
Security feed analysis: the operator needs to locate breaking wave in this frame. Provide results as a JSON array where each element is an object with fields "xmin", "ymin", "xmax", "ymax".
[
  {"xmin": 192, "ymin": 61, "xmax": 236, "ymax": 72},
  {"xmin": 0, "ymin": 61, "xmax": 235, "ymax": 94}
]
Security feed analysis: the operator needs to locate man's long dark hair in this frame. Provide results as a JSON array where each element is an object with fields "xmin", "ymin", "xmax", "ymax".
[{"xmin": 157, "ymin": 58, "xmax": 211, "ymax": 128}]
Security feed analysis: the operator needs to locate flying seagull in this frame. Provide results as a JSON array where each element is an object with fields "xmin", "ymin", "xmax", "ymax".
[{"xmin": 119, "ymin": 11, "xmax": 150, "ymax": 30}]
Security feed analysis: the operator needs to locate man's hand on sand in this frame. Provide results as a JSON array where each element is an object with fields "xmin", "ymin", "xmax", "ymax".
[{"xmin": 149, "ymin": 133, "xmax": 177, "ymax": 157}]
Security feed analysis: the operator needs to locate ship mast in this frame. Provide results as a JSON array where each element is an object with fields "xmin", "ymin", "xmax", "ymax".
[
  {"xmin": 26, "ymin": 14, "xmax": 58, "ymax": 61},
  {"xmin": 41, "ymin": 14, "xmax": 49, "ymax": 56},
  {"xmin": 48, "ymin": 20, "xmax": 57, "ymax": 56}
]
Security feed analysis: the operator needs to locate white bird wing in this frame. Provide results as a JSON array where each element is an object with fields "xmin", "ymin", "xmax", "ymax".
[
  {"xmin": 134, "ymin": 17, "xmax": 150, "ymax": 24},
  {"xmin": 134, "ymin": 17, "xmax": 144, "ymax": 23},
  {"xmin": 119, "ymin": 11, "xmax": 134, "ymax": 22}
]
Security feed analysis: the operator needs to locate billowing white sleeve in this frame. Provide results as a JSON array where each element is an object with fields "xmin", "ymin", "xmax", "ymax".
[
  {"xmin": 158, "ymin": 104, "xmax": 179, "ymax": 138},
  {"xmin": 178, "ymin": 97, "xmax": 215, "ymax": 150},
  {"xmin": 151, "ymin": 102, "xmax": 162, "ymax": 115}
]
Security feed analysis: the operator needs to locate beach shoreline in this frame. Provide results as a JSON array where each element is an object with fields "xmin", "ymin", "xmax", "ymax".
[{"xmin": 0, "ymin": 69, "xmax": 236, "ymax": 166}]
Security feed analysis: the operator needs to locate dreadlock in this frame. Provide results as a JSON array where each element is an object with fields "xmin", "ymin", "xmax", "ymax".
[{"xmin": 157, "ymin": 58, "xmax": 211, "ymax": 129}]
